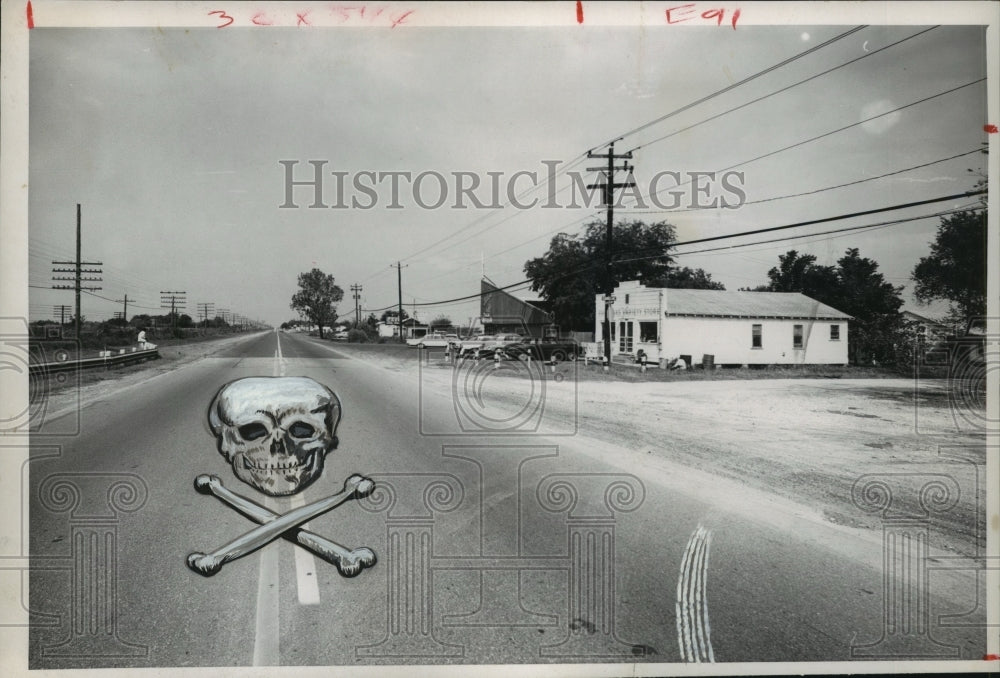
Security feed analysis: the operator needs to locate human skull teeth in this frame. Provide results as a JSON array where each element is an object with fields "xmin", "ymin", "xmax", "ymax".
[{"xmin": 241, "ymin": 454, "xmax": 313, "ymax": 471}]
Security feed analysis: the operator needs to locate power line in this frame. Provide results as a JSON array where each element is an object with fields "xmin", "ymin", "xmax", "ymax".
[
  {"xmin": 639, "ymin": 205, "xmax": 982, "ymax": 262},
  {"xmin": 631, "ymin": 77, "xmax": 986, "ymax": 207},
  {"xmin": 350, "ymin": 26, "xmax": 904, "ymax": 293},
  {"xmin": 630, "ymin": 148, "xmax": 985, "ymax": 214},
  {"xmin": 592, "ymin": 25, "xmax": 868, "ymax": 151},
  {"xmin": 625, "ymin": 26, "xmax": 938, "ymax": 154},
  {"xmin": 420, "ymin": 148, "xmax": 984, "ymax": 286},
  {"xmin": 361, "ymin": 189, "xmax": 984, "ymax": 312},
  {"xmin": 373, "ymin": 27, "xmax": 868, "ymax": 281},
  {"xmin": 629, "ymin": 189, "xmax": 984, "ymax": 253}
]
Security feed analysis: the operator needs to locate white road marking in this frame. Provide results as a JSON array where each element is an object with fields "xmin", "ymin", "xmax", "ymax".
[
  {"xmin": 289, "ymin": 492, "xmax": 321, "ymax": 605},
  {"xmin": 254, "ymin": 332, "xmax": 295, "ymax": 664},
  {"xmin": 253, "ymin": 496, "xmax": 282, "ymax": 666},
  {"xmin": 676, "ymin": 524, "xmax": 714, "ymax": 662},
  {"xmin": 275, "ymin": 331, "xmax": 287, "ymax": 376}
]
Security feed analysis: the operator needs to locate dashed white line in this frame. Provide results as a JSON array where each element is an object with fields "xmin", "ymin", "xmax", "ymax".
[
  {"xmin": 289, "ymin": 492, "xmax": 321, "ymax": 605},
  {"xmin": 676, "ymin": 524, "xmax": 714, "ymax": 662}
]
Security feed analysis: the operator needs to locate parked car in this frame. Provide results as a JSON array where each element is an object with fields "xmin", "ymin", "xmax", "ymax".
[
  {"xmin": 462, "ymin": 334, "xmax": 524, "ymax": 359},
  {"xmin": 502, "ymin": 337, "xmax": 581, "ymax": 362},
  {"xmin": 419, "ymin": 333, "xmax": 459, "ymax": 348},
  {"xmin": 458, "ymin": 334, "xmax": 495, "ymax": 357},
  {"xmin": 334, "ymin": 328, "xmax": 349, "ymax": 340},
  {"xmin": 406, "ymin": 332, "xmax": 434, "ymax": 347}
]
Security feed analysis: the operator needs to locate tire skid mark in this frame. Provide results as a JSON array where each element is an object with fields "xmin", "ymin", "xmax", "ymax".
[{"xmin": 676, "ymin": 524, "xmax": 714, "ymax": 662}]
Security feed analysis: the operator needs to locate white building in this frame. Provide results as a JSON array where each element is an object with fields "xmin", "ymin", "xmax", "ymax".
[
  {"xmin": 377, "ymin": 317, "xmax": 428, "ymax": 339},
  {"xmin": 594, "ymin": 281, "xmax": 851, "ymax": 366}
]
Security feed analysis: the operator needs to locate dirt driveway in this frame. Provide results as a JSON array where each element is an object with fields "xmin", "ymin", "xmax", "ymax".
[{"xmin": 374, "ymin": 347, "xmax": 988, "ymax": 557}]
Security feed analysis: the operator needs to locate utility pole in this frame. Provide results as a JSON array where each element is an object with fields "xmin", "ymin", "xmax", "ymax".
[
  {"xmin": 115, "ymin": 291, "xmax": 132, "ymax": 325},
  {"xmin": 350, "ymin": 284, "xmax": 363, "ymax": 327},
  {"xmin": 587, "ymin": 141, "xmax": 635, "ymax": 369},
  {"xmin": 51, "ymin": 204, "xmax": 102, "ymax": 340},
  {"xmin": 53, "ymin": 305, "xmax": 71, "ymax": 328},
  {"xmin": 160, "ymin": 291, "xmax": 187, "ymax": 331},
  {"xmin": 391, "ymin": 262, "xmax": 408, "ymax": 342},
  {"xmin": 197, "ymin": 302, "xmax": 215, "ymax": 328}
]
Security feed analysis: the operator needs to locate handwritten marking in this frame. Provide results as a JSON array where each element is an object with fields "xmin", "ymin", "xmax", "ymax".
[
  {"xmin": 576, "ymin": 0, "xmax": 584, "ymax": 24},
  {"xmin": 207, "ymin": 6, "xmax": 412, "ymax": 27},
  {"xmin": 676, "ymin": 524, "xmax": 714, "ymax": 662},
  {"xmin": 209, "ymin": 9, "xmax": 234, "ymax": 28},
  {"xmin": 26, "ymin": 1, "xmax": 34, "ymax": 29},
  {"xmin": 390, "ymin": 9, "xmax": 414, "ymax": 28},
  {"xmin": 985, "ymin": 124, "xmax": 999, "ymax": 134},
  {"xmin": 666, "ymin": 3, "xmax": 740, "ymax": 28}
]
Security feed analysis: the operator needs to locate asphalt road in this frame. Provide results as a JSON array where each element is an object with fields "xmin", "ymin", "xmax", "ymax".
[{"xmin": 28, "ymin": 330, "xmax": 986, "ymax": 668}]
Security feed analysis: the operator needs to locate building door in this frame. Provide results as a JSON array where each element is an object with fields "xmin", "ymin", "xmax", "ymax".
[{"xmin": 618, "ymin": 321, "xmax": 633, "ymax": 353}]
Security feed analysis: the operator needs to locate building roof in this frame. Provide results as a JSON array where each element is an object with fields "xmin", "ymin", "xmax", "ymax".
[
  {"xmin": 481, "ymin": 278, "xmax": 552, "ymax": 325},
  {"xmin": 901, "ymin": 310, "xmax": 947, "ymax": 328},
  {"xmin": 661, "ymin": 289, "xmax": 852, "ymax": 320}
]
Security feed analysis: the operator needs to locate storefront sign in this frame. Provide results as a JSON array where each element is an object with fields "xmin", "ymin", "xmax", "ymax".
[{"xmin": 614, "ymin": 306, "xmax": 660, "ymax": 319}]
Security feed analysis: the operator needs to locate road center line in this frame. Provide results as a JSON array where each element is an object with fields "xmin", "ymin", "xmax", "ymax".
[
  {"xmin": 289, "ymin": 492, "xmax": 321, "ymax": 605},
  {"xmin": 253, "ymin": 332, "xmax": 292, "ymax": 665},
  {"xmin": 275, "ymin": 331, "xmax": 286, "ymax": 376},
  {"xmin": 253, "ymin": 496, "xmax": 282, "ymax": 666}
]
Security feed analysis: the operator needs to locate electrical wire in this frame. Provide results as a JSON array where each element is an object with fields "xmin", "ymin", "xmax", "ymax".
[
  {"xmin": 360, "ymin": 189, "xmax": 983, "ymax": 312},
  {"xmin": 592, "ymin": 25, "xmax": 869, "ymax": 151}
]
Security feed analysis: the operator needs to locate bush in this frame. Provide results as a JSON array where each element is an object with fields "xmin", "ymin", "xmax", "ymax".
[{"xmin": 347, "ymin": 329, "xmax": 369, "ymax": 343}]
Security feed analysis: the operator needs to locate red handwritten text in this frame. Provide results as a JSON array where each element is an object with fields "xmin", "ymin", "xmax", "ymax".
[
  {"xmin": 209, "ymin": 9, "xmax": 235, "ymax": 28},
  {"xmin": 666, "ymin": 4, "xmax": 740, "ymax": 29},
  {"xmin": 208, "ymin": 6, "xmax": 414, "ymax": 28}
]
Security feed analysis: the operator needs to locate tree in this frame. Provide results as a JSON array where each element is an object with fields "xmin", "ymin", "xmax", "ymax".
[
  {"xmin": 290, "ymin": 268, "xmax": 344, "ymax": 339},
  {"xmin": 765, "ymin": 250, "xmax": 839, "ymax": 298},
  {"xmin": 524, "ymin": 219, "xmax": 722, "ymax": 331},
  {"xmin": 430, "ymin": 315, "xmax": 452, "ymax": 330},
  {"xmin": 911, "ymin": 209, "xmax": 987, "ymax": 322},
  {"xmin": 665, "ymin": 266, "xmax": 726, "ymax": 290}
]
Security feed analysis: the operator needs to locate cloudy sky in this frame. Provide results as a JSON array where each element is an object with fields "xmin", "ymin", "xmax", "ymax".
[{"xmin": 26, "ymin": 10, "xmax": 990, "ymax": 327}]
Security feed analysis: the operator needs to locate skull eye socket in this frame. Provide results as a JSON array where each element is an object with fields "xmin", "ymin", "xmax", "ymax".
[
  {"xmin": 288, "ymin": 421, "xmax": 316, "ymax": 438},
  {"xmin": 238, "ymin": 423, "xmax": 270, "ymax": 441}
]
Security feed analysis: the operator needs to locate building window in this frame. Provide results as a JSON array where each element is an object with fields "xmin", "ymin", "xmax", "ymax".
[
  {"xmin": 830, "ymin": 324, "xmax": 840, "ymax": 341},
  {"xmin": 639, "ymin": 321, "xmax": 658, "ymax": 343},
  {"xmin": 625, "ymin": 294, "xmax": 630, "ymax": 304},
  {"xmin": 793, "ymin": 324, "xmax": 804, "ymax": 349},
  {"xmin": 751, "ymin": 324, "xmax": 762, "ymax": 348}
]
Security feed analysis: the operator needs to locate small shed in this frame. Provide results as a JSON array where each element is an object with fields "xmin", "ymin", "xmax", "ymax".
[{"xmin": 594, "ymin": 281, "xmax": 852, "ymax": 366}]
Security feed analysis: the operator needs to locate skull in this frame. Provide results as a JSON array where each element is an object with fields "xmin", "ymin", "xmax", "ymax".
[{"xmin": 208, "ymin": 377, "xmax": 342, "ymax": 496}]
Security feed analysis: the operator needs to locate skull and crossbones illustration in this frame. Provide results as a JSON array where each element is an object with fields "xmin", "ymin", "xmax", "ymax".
[{"xmin": 186, "ymin": 376, "xmax": 376, "ymax": 578}]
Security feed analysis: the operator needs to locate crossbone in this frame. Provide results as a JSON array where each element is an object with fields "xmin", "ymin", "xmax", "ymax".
[{"xmin": 187, "ymin": 474, "xmax": 375, "ymax": 577}]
